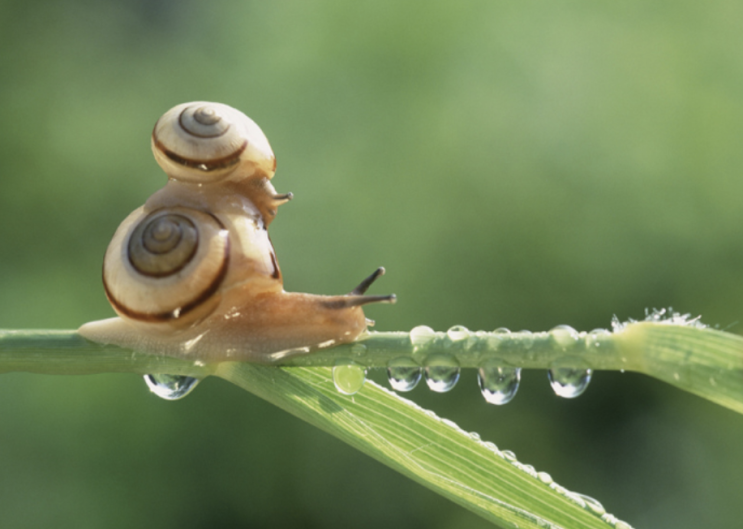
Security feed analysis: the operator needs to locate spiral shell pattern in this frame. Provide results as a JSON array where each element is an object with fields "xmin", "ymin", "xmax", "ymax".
[
  {"xmin": 127, "ymin": 212, "xmax": 199, "ymax": 276},
  {"xmin": 103, "ymin": 207, "xmax": 230, "ymax": 322},
  {"xmin": 151, "ymin": 101, "xmax": 275, "ymax": 183}
]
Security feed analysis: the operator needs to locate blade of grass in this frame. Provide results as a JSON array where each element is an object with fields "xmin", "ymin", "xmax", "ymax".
[
  {"xmin": 615, "ymin": 322, "xmax": 743, "ymax": 414},
  {"xmin": 216, "ymin": 362, "xmax": 629, "ymax": 529}
]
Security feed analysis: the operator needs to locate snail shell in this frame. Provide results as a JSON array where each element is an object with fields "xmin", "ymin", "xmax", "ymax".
[
  {"xmin": 152, "ymin": 101, "xmax": 275, "ymax": 183},
  {"xmin": 103, "ymin": 207, "xmax": 229, "ymax": 325},
  {"xmin": 151, "ymin": 101, "xmax": 285, "ymax": 225},
  {"xmin": 79, "ymin": 102, "xmax": 395, "ymax": 363}
]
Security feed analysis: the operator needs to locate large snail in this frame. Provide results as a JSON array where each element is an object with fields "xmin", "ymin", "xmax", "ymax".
[{"xmin": 79, "ymin": 102, "xmax": 394, "ymax": 363}]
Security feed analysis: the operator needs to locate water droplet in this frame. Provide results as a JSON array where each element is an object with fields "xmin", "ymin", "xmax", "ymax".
[
  {"xmin": 487, "ymin": 327, "xmax": 510, "ymax": 348},
  {"xmin": 550, "ymin": 324, "xmax": 580, "ymax": 349},
  {"xmin": 502, "ymin": 450, "xmax": 517, "ymax": 461},
  {"xmin": 482, "ymin": 441, "xmax": 499, "ymax": 453},
  {"xmin": 573, "ymin": 493, "xmax": 606, "ymax": 516},
  {"xmin": 478, "ymin": 360, "xmax": 521, "ymax": 405},
  {"xmin": 548, "ymin": 357, "xmax": 593, "ymax": 398},
  {"xmin": 468, "ymin": 431, "xmax": 481, "ymax": 441},
  {"xmin": 550, "ymin": 482, "xmax": 569, "ymax": 495},
  {"xmin": 387, "ymin": 357, "xmax": 422, "ymax": 392},
  {"xmin": 601, "ymin": 514, "xmax": 618, "ymax": 525},
  {"xmin": 424, "ymin": 354, "xmax": 460, "ymax": 392},
  {"xmin": 441, "ymin": 418, "xmax": 460, "ymax": 430},
  {"xmin": 566, "ymin": 492, "xmax": 587, "ymax": 509},
  {"xmin": 332, "ymin": 361, "xmax": 367, "ymax": 395},
  {"xmin": 537, "ymin": 471, "xmax": 553, "ymax": 485},
  {"xmin": 144, "ymin": 374, "xmax": 199, "ymax": 400},
  {"xmin": 410, "ymin": 325, "xmax": 436, "ymax": 348},
  {"xmin": 446, "ymin": 325, "xmax": 470, "ymax": 342},
  {"xmin": 518, "ymin": 330, "xmax": 535, "ymax": 349},
  {"xmin": 351, "ymin": 343, "xmax": 367, "ymax": 357},
  {"xmin": 586, "ymin": 328, "xmax": 611, "ymax": 348}
]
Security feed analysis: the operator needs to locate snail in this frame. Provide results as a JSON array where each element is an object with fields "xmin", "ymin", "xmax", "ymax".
[{"xmin": 78, "ymin": 101, "xmax": 395, "ymax": 363}]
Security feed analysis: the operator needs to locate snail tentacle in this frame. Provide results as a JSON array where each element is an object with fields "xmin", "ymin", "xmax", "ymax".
[
  {"xmin": 350, "ymin": 267, "xmax": 386, "ymax": 295},
  {"xmin": 321, "ymin": 294, "xmax": 397, "ymax": 310}
]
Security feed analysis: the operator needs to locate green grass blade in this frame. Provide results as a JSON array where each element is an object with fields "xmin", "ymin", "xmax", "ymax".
[
  {"xmin": 616, "ymin": 323, "xmax": 743, "ymax": 414},
  {"xmin": 216, "ymin": 362, "xmax": 630, "ymax": 529}
]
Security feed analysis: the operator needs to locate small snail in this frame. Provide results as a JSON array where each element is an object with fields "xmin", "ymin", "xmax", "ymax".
[{"xmin": 79, "ymin": 102, "xmax": 394, "ymax": 363}]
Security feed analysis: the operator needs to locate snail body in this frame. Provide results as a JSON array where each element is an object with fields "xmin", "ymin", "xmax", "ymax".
[{"xmin": 79, "ymin": 102, "xmax": 394, "ymax": 363}]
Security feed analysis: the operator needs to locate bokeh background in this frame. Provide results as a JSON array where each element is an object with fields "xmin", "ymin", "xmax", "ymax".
[{"xmin": 1, "ymin": 1, "xmax": 743, "ymax": 528}]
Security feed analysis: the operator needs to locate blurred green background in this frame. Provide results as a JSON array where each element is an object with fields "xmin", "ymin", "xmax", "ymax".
[{"xmin": 1, "ymin": 1, "xmax": 743, "ymax": 527}]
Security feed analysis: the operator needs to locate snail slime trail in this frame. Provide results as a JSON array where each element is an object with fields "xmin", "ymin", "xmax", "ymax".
[{"xmin": 78, "ymin": 101, "xmax": 395, "ymax": 399}]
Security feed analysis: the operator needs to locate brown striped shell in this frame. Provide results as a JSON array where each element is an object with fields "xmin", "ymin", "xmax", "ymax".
[
  {"xmin": 102, "ymin": 206, "xmax": 230, "ymax": 325},
  {"xmin": 151, "ymin": 101, "xmax": 275, "ymax": 184}
]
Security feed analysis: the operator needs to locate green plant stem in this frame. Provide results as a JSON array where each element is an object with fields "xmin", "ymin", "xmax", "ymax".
[
  {"xmin": 279, "ymin": 330, "xmax": 630, "ymax": 369},
  {"xmin": 0, "ymin": 329, "xmax": 626, "ymax": 373},
  {"xmin": 2, "ymin": 324, "xmax": 742, "ymax": 414},
  {"xmin": 0, "ymin": 330, "xmax": 214, "ymax": 377}
]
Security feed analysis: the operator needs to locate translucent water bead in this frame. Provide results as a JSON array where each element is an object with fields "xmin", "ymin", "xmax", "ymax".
[
  {"xmin": 387, "ymin": 357, "xmax": 422, "ymax": 392},
  {"xmin": 424, "ymin": 353, "xmax": 460, "ymax": 392},
  {"xmin": 548, "ymin": 356, "xmax": 593, "ymax": 398},
  {"xmin": 478, "ymin": 360, "xmax": 521, "ymax": 405},
  {"xmin": 549, "ymin": 324, "xmax": 580, "ymax": 350},
  {"xmin": 487, "ymin": 327, "xmax": 510, "ymax": 349},
  {"xmin": 332, "ymin": 361, "xmax": 367, "ymax": 395},
  {"xmin": 446, "ymin": 325, "xmax": 471, "ymax": 342},
  {"xmin": 409, "ymin": 325, "xmax": 436, "ymax": 348},
  {"xmin": 144, "ymin": 374, "xmax": 200, "ymax": 400},
  {"xmin": 573, "ymin": 493, "xmax": 606, "ymax": 516},
  {"xmin": 585, "ymin": 328, "xmax": 611, "ymax": 349}
]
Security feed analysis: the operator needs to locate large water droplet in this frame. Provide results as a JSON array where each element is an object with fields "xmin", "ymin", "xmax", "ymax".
[
  {"xmin": 548, "ymin": 357, "xmax": 592, "ymax": 398},
  {"xmin": 387, "ymin": 357, "xmax": 422, "ymax": 392},
  {"xmin": 424, "ymin": 353, "xmax": 460, "ymax": 392},
  {"xmin": 333, "ymin": 361, "xmax": 367, "ymax": 395},
  {"xmin": 144, "ymin": 374, "xmax": 200, "ymax": 400},
  {"xmin": 487, "ymin": 327, "xmax": 510, "ymax": 349},
  {"xmin": 351, "ymin": 343, "xmax": 367, "ymax": 357},
  {"xmin": 446, "ymin": 325, "xmax": 470, "ymax": 342},
  {"xmin": 565, "ymin": 492, "xmax": 587, "ymax": 509},
  {"xmin": 537, "ymin": 471, "xmax": 553, "ymax": 485},
  {"xmin": 410, "ymin": 325, "xmax": 436, "ymax": 348},
  {"xmin": 573, "ymin": 493, "xmax": 606, "ymax": 516},
  {"xmin": 550, "ymin": 324, "xmax": 580, "ymax": 349},
  {"xmin": 478, "ymin": 360, "xmax": 521, "ymax": 405}
]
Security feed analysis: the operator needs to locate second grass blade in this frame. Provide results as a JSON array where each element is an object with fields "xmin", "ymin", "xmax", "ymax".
[{"xmin": 217, "ymin": 362, "xmax": 628, "ymax": 529}]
